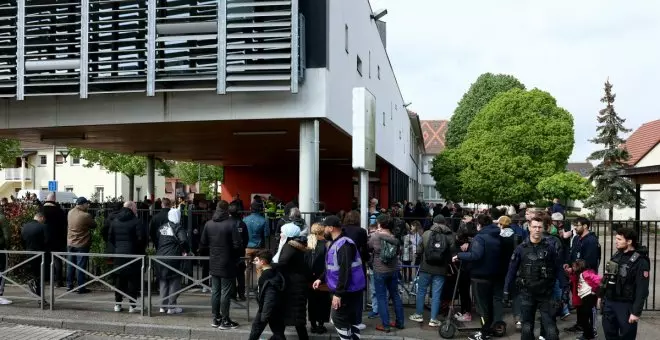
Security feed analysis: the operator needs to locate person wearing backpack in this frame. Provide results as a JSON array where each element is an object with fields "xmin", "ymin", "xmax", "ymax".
[
  {"xmin": 452, "ymin": 214, "xmax": 502, "ymax": 340},
  {"xmin": 368, "ymin": 214, "xmax": 404, "ymax": 332},
  {"xmin": 408, "ymin": 214, "xmax": 455, "ymax": 327}
]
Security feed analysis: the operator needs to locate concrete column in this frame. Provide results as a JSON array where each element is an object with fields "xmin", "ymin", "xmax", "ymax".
[
  {"xmin": 147, "ymin": 155, "xmax": 156, "ymax": 203},
  {"xmin": 299, "ymin": 120, "xmax": 319, "ymax": 226},
  {"xmin": 359, "ymin": 170, "xmax": 369, "ymax": 230},
  {"xmin": 20, "ymin": 157, "xmax": 26, "ymax": 190}
]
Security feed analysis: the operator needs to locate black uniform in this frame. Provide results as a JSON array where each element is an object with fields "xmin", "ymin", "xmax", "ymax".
[
  {"xmin": 601, "ymin": 247, "xmax": 650, "ymax": 340},
  {"xmin": 504, "ymin": 238, "xmax": 566, "ymax": 340}
]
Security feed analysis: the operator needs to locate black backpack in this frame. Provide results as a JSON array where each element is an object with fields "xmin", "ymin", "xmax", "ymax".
[
  {"xmin": 424, "ymin": 230, "xmax": 450, "ymax": 266},
  {"xmin": 380, "ymin": 238, "xmax": 399, "ymax": 265}
]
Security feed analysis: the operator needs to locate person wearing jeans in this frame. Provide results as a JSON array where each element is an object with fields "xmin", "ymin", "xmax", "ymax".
[
  {"xmin": 66, "ymin": 197, "xmax": 96, "ymax": 293},
  {"xmin": 408, "ymin": 215, "xmax": 454, "ymax": 327},
  {"xmin": 156, "ymin": 208, "xmax": 189, "ymax": 314},
  {"xmin": 368, "ymin": 215, "xmax": 404, "ymax": 332}
]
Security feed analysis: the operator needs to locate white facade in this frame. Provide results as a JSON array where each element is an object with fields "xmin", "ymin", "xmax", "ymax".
[
  {"xmin": 602, "ymin": 144, "xmax": 660, "ymax": 221},
  {"xmin": 0, "ymin": 149, "xmax": 164, "ymax": 202},
  {"xmin": 421, "ymin": 154, "xmax": 443, "ymax": 202}
]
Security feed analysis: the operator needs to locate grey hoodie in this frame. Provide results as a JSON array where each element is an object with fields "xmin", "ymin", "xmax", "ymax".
[{"xmin": 417, "ymin": 223, "xmax": 455, "ymax": 276}]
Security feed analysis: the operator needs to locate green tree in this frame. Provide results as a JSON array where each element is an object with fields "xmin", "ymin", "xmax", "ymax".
[
  {"xmin": 430, "ymin": 149, "xmax": 463, "ymax": 202},
  {"xmin": 456, "ymin": 88, "xmax": 575, "ymax": 204},
  {"xmin": 584, "ymin": 79, "xmax": 636, "ymax": 221},
  {"xmin": 537, "ymin": 171, "xmax": 593, "ymax": 203},
  {"xmin": 174, "ymin": 162, "xmax": 223, "ymax": 199},
  {"xmin": 0, "ymin": 139, "xmax": 22, "ymax": 168},
  {"xmin": 69, "ymin": 148, "xmax": 173, "ymax": 201},
  {"xmin": 445, "ymin": 73, "xmax": 525, "ymax": 149}
]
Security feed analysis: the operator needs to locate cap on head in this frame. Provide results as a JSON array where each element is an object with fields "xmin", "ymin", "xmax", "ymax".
[
  {"xmin": 433, "ymin": 214, "xmax": 446, "ymax": 225},
  {"xmin": 321, "ymin": 215, "xmax": 342, "ymax": 228},
  {"xmin": 76, "ymin": 197, "xmax": 90, "ymax": 205},
  {"xmin": 551, "ymin": 212, "xmax": 564, "ymax": 221}
]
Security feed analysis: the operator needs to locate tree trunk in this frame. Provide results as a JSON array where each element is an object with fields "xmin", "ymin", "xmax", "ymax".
[
  {"xmin": 214, "ymin": 178, "xmax": 219, "ymax": 200},
  {"xmin": 128, "ymin": 174, "xmax": 135, "ymax": 201}
]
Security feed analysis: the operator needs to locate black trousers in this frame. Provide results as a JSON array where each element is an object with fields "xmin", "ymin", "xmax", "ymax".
[
  {"xmin": 520, "ymin": 293, "xmax": 558, "ymax": 340},
  {"xmin": 236, "ymin": 261, "xmax": 246, "ymax": 298},
  {"xmin": 248, "ymin": 314, "xmax": 286, "ymax": 340},
  {"xmin": 472, "ymin": 279, "xmax": 495, "ymax": 335},
  {"xmin": 114, "ymin": 273, "xmax": 139, "ymax": 307},
  {"xmin": 576, "ymin": 294, "xmax": 597, "ymax": 339},
  {"xmin": 603, "ymin": 300, "xmax": 637, "ymax": 340}
]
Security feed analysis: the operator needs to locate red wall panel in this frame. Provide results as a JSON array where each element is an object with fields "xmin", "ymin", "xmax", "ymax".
[{"xmin": 222, "ymin": 163, "xmax": 354, "ymax": 213}]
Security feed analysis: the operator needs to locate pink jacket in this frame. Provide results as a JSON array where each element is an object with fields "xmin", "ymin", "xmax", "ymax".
[{"xmin": 581, "ymin": 269, "xmax": 602, "ymax": 291}]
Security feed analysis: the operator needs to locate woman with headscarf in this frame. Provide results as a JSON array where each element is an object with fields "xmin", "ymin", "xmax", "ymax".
[
  {"xmin": 156, "ymin": 209, "xmax": 189, "ymax": 314},
  {"xmin": 273, "ymin": 223, "xmax": 309, "ymax": 339},
  {"xmin": 305, "ymin": 223, "xmax": 331, "ymax": 334}
]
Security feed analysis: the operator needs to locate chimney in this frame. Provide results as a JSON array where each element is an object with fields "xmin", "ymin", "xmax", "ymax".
[{"xmin": 376, "ymin": 20, "xmax": 386, "ymax": 48}]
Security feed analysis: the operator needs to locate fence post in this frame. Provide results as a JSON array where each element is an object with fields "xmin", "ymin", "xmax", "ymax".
[
  {"xmin": 40, "ymin": 253, "xmax": 44, "ymax": 310},
  {"xmin": 49, "ymin": 253, "xmax": 54, "ymax": 310},
  {"xmin": 147, "ymin": 257, "xmax": 152, "ymax": 317}
]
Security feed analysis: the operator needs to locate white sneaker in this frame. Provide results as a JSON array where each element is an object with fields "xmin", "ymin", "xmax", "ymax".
[
  {"xmin": 159, "ymin": 308, "xmax": 167, "ymax": 313},
  {"xmin": 355, "ymin": 323, "xmax": 366, "ymax": 330},
  {"xmin": 202, "ymin": 288, "xmax": 210, "ymax": 293},
  {"xmin": 167, "ymin": 307, "xmax": 183, "ymax": 314},
  {"xmin": 409, "ymin": 313, "xmax": 424, "ymax": 322},
  {"xmin": 113, "ymin": 304, "xmax": 122, "ymax": 312},
  {"xmin": 129, "ymin": 306, "xmax": 141, "ymax": 313},
  {"xmin": 538, "ymin": 337, "xmax": 546, "ymax": 340},
  {"xmin": 429, "ymin": 319, "xmax": 441, "ymax": 327},
  {"xmin": 0, "ymin": 297, "xmax": 13, "ymax": 305}
]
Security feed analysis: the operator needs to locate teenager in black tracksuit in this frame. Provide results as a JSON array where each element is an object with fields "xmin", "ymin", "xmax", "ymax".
[{"xmin": 248, "ymin": 249, "xmax": 286, "ymax": 340}]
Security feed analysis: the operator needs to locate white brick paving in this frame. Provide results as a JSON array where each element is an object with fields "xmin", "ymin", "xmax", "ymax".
[{"xmin": 0, "ymin": 323, "xmax": 78, "ymax": 340}]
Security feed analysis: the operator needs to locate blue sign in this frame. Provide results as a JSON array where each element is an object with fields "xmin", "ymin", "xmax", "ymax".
[{"xmin": 48, "ymin": 181, "xmax": 57, "ymax": 192}]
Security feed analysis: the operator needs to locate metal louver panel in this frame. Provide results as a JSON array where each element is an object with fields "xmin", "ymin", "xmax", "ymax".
[
  {"xmin": 87, "ymin": 0, "xmax": 148, "ymax": 95},
  {"xmin": 23, "ymin": 0, "xmax": 82, "ymax": 96},
  {"xmin": 4, "ymin": 0, "xmax": 303, "ymax": 99},
  {"xmin": 0, "ymin": 1, "xmax": 17, "ymax": 97},
  {"xmin": 222, "ymin": 0, "xmax": 298, "ymax": 93}
]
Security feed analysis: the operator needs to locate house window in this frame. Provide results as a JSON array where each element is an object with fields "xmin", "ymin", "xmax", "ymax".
[
  {"xmin": 55, "ymin": 155, "xmax": 64, "ymax": 165},
  {"xmin": 356, "ymin": 55, "xmax": 362, "ymax": 76},
  {"xmin": 95, "ymin": 186, "xmax": 104, "ymax": 202},
  {"xmin": 71, "ymin": 157, "xmax": 80, "ymax": 165},
  {"xmin": 135, "ymin": 187, "xmax": 142, "ymax": 201},
  {"xmin": 344, "ymin": 24, "xmax": 349, "ymax": 53},
  {"xmin": 65, "ymin": 186, "xmax": 74, "ymax": 193},
  {"xmin": 377, "ymin": 65, "xmax": 380, "ymax": 79},
  {"xmin": 423, "ymin": 185, "xmax": 442, "ymax": 201},
  {"xmin": 39, "ymin": 155, "xmax": 47, "ymax": 165},
  {"xmin": 41, "ymin": 187, "xmax": 48, "ymax": 191}
]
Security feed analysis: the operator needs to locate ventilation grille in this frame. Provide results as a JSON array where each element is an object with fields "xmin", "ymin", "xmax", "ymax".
[{"xmin": 1, "ymin": 0, "xmax": 302, "ymax": 99}]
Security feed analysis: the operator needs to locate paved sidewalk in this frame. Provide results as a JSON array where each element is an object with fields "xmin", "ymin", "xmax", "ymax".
[
  {"xmin": 0, "ymin": 322, "xmax": 79, "ymax": 340},
  {"xmin": 1, "ymin": 285, "xmax": 660, "ymax": 339}
]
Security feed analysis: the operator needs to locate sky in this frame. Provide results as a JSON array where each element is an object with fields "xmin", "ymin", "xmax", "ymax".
[{"xmin": 370, "ymin": 0, "xmax": 660, "ymax": 162}]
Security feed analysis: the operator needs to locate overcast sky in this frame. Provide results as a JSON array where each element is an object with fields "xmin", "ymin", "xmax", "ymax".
[{"xmin": 370, "ymin": 0, "xmax": 660, "ymax": 162}]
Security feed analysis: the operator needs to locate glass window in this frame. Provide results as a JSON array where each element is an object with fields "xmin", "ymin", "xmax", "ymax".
[
  {"xmin": 39, "ymin": 155, "xmax": 47, "ymax": 165},
  {"xmin": 72, "ymin": 157, "xmax": 80, "ymax": 165}
]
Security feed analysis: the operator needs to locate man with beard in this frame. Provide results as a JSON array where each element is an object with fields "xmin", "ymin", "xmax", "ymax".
[
  {"xmin": 564, "ymin": 217, "xmax": 601, "ymax": 334},
  {"xmin": 313, "ymin": 215, "xmax": 366, "ymax": 340}
]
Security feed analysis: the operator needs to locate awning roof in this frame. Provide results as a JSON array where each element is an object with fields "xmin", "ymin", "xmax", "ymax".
[{"xmin": 618, "ymin": 165, "xmax": 660, "ymax": 185}]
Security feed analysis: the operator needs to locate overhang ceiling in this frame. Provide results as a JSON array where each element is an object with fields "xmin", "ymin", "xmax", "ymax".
[{"xmin": 0, "ymin": 119, "xmax": 353, "ymax": 167}]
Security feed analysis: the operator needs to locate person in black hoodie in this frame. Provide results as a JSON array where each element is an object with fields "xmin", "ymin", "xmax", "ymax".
[
  {"xmin": 200, "ymin": 200, "xmax": 242, "ymax": 330},
  {"xmin": 21, "ymin": 212, "xmax": 49, "ymax": 304},
  {"xmin": 228, "ymin": 203, "xmax": 248, "ymax": 301},
  {"xmin": 41, "ymin": 193, "xmax": 67, "ymax": 287},
  {"xmin": 454, "ymin": 213, "xmax": 478, "ymax": 320},
  {"xmin": 155, "ymin": 208, "xmax": 189, "ymax": 315},
  {"xmin": 248, "ymin": 249, "xmax": 286, "ymax": 340},
  {"xmin": 306, "ymin": 223, "xmax": 331, "ymax": 334},
  {"xmin": 453, "ymin": 214, "xmax": 502, "ymax": 340},
  {"xmin": 149, "ymin": 198, "xmax": 171, "ymax": 249},
  {"xmin": 109, "ymin": 201, "xmax": 143, "ymax": 313}
]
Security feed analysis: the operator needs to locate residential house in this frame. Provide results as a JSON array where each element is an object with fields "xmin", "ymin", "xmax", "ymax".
[
  {"xmin": 420, "ymin": 120, "xmax": 448, "ymax": 203},
  {"xmin": 0, "ymin": 142, "xmax": 164, "ymax": 202}
]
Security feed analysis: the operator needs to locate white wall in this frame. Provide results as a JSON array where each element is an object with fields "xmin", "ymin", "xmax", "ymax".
[
  {"xmin": 15, "ymin": 150, "xmax": 165, "ymax": 202},
  {"xmin": 601, "ymin": 144, "xmax": 660, "ymax": 220},
  {"xmin": 325, "ymin": 0, "xmax": 417, "ymax": 179}
]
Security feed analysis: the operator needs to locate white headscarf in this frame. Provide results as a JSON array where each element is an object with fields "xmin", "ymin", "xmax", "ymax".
[
  {"xmin": 168, "ymin": 208, "xmax": 181, "ymax": 224},
  {"xmin": 273, "ymin": 223, "xmax": 302, "ymax": 263}
]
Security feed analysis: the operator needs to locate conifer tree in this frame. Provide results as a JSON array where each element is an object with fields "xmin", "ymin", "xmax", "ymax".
[{"xmin": 584, "ymin": 79, "xmax": 637, "ymax": 221}]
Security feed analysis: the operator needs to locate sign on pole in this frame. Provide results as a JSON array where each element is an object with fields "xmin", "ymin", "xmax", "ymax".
[
  {"xmin": 352, "ymin": 87, "xmax": 376, "ymax": 172},
  {"xmin": 48, "ymin": 180, "xmax": 57, "ymax": 192}
]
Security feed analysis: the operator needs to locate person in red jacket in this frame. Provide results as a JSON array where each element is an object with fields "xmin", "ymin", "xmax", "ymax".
[{"xmin": 569, "ymin": 259, "xmax": 601, "ymax": 340}]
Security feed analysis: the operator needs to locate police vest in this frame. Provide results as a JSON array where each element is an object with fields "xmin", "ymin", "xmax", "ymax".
[
  {"xmin": 605, "ymin": 251, "xmax": 643, "ymax": 302},
  {"xmin": 326, "ymin": 237, "xmax": 366, "ymax": 293},
  {"xmin": 516, "ymin": 240, "xmax": 556, "ymax": 295}
]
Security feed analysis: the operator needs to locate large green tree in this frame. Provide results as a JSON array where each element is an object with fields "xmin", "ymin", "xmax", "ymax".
[
  {"xmin": 0, "ymin": 139, "xmax": 21, "ymax": 168},
  {"xmin": 69, "ymin": 148, "xmax": 173, "ymax": 201},
  {"xmin": 456, "ymin": 88, "xmax": 574, "ymax": 204},
  {"xmin": 430, "ymin": 149, "xmax": 463, "ymax": 203},
  {"xmin": 174, "ymin": 162, "xmax": 223, "ymax": 199},
  {"xmin": 444, "ymin": 73, "xmax": 525, "ymax": 149},
  {"xmin": 537, "ymin": 171, "xmax": 593, "ymax": 202},
  {"xmin": 584, "ymin": 79, "xmax": 636, "ymax": 221}
]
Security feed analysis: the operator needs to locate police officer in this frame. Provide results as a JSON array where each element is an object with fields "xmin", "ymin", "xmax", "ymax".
[
  {"xmin": 600, "ymin": 226, "xmax": 650, "ymax": 340},
  {"xmin": 504, "ymin": 216, "xmax": 566, "ymax": 340}
]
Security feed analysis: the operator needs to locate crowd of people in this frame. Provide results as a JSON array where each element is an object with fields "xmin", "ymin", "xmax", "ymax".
[{"xmin": 0, "ymin": 192, "xmax": 652, "ymax": 340}]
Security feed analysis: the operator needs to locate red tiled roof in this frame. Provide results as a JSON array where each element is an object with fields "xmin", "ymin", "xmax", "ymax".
[
  {"xmin": 421, "ymin": 120, "xmax": 448, "ymax": 155},
  {"xmin": 625, "ymin": 119, "xmax": 660, "ymax": 166}
]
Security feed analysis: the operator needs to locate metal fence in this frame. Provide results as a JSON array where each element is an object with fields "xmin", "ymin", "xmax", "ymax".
[{"xmin": 0, "ymin": 250, "xmax": 46, "ymax": 309}]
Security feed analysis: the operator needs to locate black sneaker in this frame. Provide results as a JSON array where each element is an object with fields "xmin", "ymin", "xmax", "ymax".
[
  {"xmin": 564, "ymin": 324, "xmax": 583, "ymax": 333},
  {"xmin": 28, "ymin": 280, "xmax": 37, "ymax": 295},
  {"xmin": 218, "ymin": 318, "xmax": 239, "ymax": 330},
  {"xmin": 211, "ymin": 318, "xmax": 221, "ymax": 328},
  {"xmin": 77, "ymin": 288, "xmax": 91, "ymax": 294}
]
